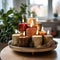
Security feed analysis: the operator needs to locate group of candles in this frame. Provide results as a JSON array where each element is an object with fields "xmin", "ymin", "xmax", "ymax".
[
  {"xmin": 12, "ymin": 17, "xmax": 53, "ymax": 48},
  {"xmin": 18, "ymin": 18, "xmax": 46, "ymax": 36}
]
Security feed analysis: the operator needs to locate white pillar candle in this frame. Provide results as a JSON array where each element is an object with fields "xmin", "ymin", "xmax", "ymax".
[
  {"xmin": 32, "ymin": 35, "xmax": 42, "ymax": 48},
  {"xmin": 12, "ymin": 34, "xmax": 20, "ymax": 45}
]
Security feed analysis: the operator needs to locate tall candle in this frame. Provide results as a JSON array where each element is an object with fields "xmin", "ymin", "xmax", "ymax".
[{"xmin": 26, "ymin": 20, "xmax": 37, "ymax": 37}]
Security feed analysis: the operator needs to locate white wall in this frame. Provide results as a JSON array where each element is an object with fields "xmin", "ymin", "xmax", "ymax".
[{"xmin": 13, "ymin": 0, "xmax": 26, "ymax": 11}]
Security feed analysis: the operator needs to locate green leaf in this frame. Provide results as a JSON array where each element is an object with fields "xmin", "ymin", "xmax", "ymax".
[
  {"xmin": 0, "ymin": 3, "xmax": 27, "ymax": 43},
  {"xmin": 7, "ymin": 9, "xmax": 13, "ymax": 15},
  {"xmin": 0, "ymin": 9, "xmax": 4, "ymax": 15}
]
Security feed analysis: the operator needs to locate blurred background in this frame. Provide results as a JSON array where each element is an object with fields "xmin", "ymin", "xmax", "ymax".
[{"xmin": 0, "ymin": 0, "xmax": 60, "ymax": 44}]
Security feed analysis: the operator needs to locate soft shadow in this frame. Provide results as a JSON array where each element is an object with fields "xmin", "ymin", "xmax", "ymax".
[{"xmin": 13, "ymin": 50, "xmax": 57, "ymax": 59}]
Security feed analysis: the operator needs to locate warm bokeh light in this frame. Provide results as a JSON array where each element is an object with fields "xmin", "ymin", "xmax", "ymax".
[{"xmin": 30, "ymin": 0, "xmax": 48, "ymax": 17}]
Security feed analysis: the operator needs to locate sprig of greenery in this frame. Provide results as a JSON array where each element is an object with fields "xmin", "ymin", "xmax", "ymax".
[{"xmin": 0, "ymin": 3, "xmax": 27, "ymax": 43}]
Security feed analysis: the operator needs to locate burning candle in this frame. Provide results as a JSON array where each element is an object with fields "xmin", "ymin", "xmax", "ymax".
[
  {"xmin": 22, "ymin": 18, "xmax": 24, "ymax": 23},
  {"xmin": 18, "ymin": 36, "xmax": 30, "ymax": 47},
  {"xmin": 39, "ymin": 26, "xmax": 47, "ymax": 35},
  {"xmin": 12, "ymin": 34, "xmax": 20, "ymax": 46},
  {"xmin": 32, "ymin": 30, "xmax": 42, "ymax": 48},
  {"xmin": 44, "ymin": 35, "xmax": 53, "ymax": 44},
  {"xmin": 47, "ymin": 30, "xmax": 50, "ymax": 35},
  {"xmin": 27, "ymin": 14, "xmax": 37, "ymax": 27},
  {"xmin": 26, "ymin": 20, "xmax": 37, "ymax": 37},
  {"xmin": 18, "ymin": 23, "xmax": 28, "ymax": 32},
  {"xmin": 18, "ymin": 18, "xmax": 28, "ymax": 36},
  {"xmin": 18, "ymin": 18, "xmax": 28, "ymax": 32}
]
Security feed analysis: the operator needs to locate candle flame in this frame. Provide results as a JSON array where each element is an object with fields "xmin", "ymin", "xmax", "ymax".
[
  {"xmin": 41, "ymin": 26, "xmax": 43, "ymax": 31},
  {"xmin": 47, "ymin": 30, "xmax": 50, "ymax": 35},
  {"xmin": 41, "ymin": 26, "xmax": 45, "ymax": 32},
  {"xmin": 36, "ymin": 30, "xmax": 39, "ymax": 35},
  {"xmin": 36, "ymin": 18, "xmax": 38, "ymax": 22},
  {"xmin": 31, "ymin": 13, "xmax": 33, "ymax": 17},
  {"xmin": 14, "ymin": 29, "xmax": 20, "ymax": 33},
  {"xmin": 30, "ymin": 20, "xmax": 34, "ymax": 27},
  {"xmin": 22, "ymin": 18, "xmax": 24, "ymax": 23},
  {"xmin": 23, "ymin": 31, "xmax": 25, "ymax": 36},
  {"xmin": 41, "ymin": 26, "xmax": 46, "ymax": 33}
]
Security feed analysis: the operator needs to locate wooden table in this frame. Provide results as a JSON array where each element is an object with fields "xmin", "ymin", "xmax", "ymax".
[{"xmin": 0, "ymin": 38, "xmax": 60, "ymax": 60}]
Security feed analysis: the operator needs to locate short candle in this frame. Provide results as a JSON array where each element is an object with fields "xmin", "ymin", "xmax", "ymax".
[
  {"xmin": 32, "ymin": 35, "xmax": 42, "ymax": 48},
  {"xmin": 12, "ymin": 34, "xmax": 20, "ymax": 45},
  {"xmin": 18, "ymin": 36, "xmax": 30, "ymax": 47},
  {"xmin": 44, "ymin": 35, "xmax": 53, "ymax": 44}
]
